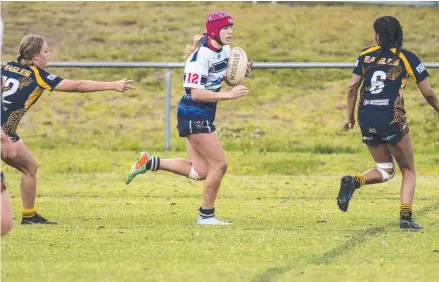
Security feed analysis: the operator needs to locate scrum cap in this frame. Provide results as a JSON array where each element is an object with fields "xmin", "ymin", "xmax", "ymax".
[{"xmin": 206, "ymin": 11, "xmax": 233, "ymax": 44}]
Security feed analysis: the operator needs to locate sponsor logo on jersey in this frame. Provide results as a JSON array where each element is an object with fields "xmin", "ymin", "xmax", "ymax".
[
  {"xmin": 47, "ymin": 74, "xmax": 57, "ymax": 80},
  {"xmin": 416, "ymin": 63, "xmax": 425, "ymax": 74},
  {"xmin": 355, "ymin": 60, "xmax": 359, "ymax": 67},
  {"xmin": 363, "ymin": 99, "xmax": 389, "ymax": 106}
]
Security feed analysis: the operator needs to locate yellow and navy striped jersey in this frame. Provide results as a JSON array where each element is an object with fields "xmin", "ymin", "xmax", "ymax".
[
  {"xmin": 353, "ymin": 46, "xmax": 429, "ymax": 113},
  {"xmin": 1, "ymin": 61, "xmax": 63, "ymax": 115},
  {"xmin": 1, "ymin": 61, "xmax": 63, "ymax": 141}
]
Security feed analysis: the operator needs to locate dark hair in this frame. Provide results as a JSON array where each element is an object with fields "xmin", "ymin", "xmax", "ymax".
[
  {"xmin": 372, "ymin": 16, "xmax": 403, "ymax": 67},
  {"xmin": 350, "ymin": 16, "xmax": 403, "ymax": 90}
]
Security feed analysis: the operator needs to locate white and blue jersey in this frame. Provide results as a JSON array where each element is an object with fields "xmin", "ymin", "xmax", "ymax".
[
  {"xmin": 176, "ymin": 37, "xmax": 230, "ymax": 136},
  {"xmin": 178, "ymin": 37, "xmax": 230, "ymax": 121}
]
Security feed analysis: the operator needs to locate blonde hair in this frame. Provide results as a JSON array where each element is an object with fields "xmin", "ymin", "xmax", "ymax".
[
  {"xmin": 18, "ymin": 34, "xmax": 45, "ymax": 62},
  {"xmin": 184, "ymin": 34, "xmax": 204, "ymax": 60}
]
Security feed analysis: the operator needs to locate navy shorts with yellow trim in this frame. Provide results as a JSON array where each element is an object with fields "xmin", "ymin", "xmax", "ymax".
[
  {"xmin": 176, "ymin": 117, "xmax": 216, "ymax": 137},
  {"xmin": 358, "ymin": 111, "xmax": 409, "ymax": 146}
]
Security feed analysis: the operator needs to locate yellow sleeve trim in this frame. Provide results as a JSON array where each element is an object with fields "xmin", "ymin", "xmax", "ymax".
[
  {"xmin": 25, "ymin": 87, "xmax": 44, "ymax": 110},
  {"xmin": 29, "ymin": 66, "xmax": 51, "ymax": 90},
  {"xmin": 390, "ymin": 49, "xmax": 416, "ymax": 82},
  {"xmin": 360, "ymin": 46, "xmax": 381, "ymax": 56}
]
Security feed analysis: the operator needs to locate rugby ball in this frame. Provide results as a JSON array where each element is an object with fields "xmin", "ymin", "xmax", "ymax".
[{"xmin": 225, "ymin": 47, "xmax": 248, "ymax": 86}]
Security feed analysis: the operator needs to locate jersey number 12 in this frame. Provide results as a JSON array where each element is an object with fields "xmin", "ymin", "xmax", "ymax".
[
  {"xmin": 1, "ymin": 76, "xmax": 20, "ymax": 105},
  {"xmin": 186, "ymin": 73, "xmax": 200, "ymax": 84}
]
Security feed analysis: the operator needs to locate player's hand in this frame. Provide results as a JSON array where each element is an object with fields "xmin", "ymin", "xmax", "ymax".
[
  {"xmin": 229, "ymin": 85, "xmax": 250, "ymax": 99},
  {"xmin": 114, "ymin": 79, "xmax": 136, "ymax": 92},
  {"xmin": 343, "ymin": 118, "xmax": 355, "ymax": 131},
  {"xmin": 245, "ymin": 61, "xmax": 253, "ymax": 77}
]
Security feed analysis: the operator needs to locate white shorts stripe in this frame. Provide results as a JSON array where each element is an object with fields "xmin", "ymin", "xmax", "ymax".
[
  {"xmin": 206, "ymin": 120, "xmax": 211, "ymax": 132},
  {"xmin": 189, "ymin": 120, "xmax": 193, "ymax": 133}
]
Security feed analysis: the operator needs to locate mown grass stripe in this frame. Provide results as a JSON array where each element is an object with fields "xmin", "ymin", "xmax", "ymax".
[
  {"xmin": 253, "ymin": 200, "xmax": 439, "ymax": 282},
  {"xmin": 314, "ymin": 200, "xmax": 439, "ymax": 265}
]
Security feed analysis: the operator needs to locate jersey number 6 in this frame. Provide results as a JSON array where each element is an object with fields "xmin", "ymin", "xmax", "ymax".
[{"xmin": 370, "ymin": 70, "xmax": 387, "ymax": 94}]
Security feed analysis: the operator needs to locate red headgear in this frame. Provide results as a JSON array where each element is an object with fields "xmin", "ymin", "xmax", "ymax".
[{"xmin": 206, "ymin": 11, "xmax": 233, "ymax": 44}]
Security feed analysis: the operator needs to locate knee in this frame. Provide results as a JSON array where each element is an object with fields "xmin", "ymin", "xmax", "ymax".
[
  {"xmin": 376, "ymin": 162, "xmax": 395, "ymax": 182},
  {"xmin": 17, "ymin": 159, "xmax": 38, "ymax": 177},
  {"xmin": 23, "ymin": 161, "xmax": 38, "ymax": 177},
  {"xmin": 213, "ymin": 159, "xmax": 228, "ymax": 174},
  {"xmin": 2, "ymin": 151, "xmax": 38, "ymax": 177},
  {"xmin": 1, "ymin": 148, "xmax": 16, "ymax": 162},
  {"xmin": 188, "ymin": 166, "xmax": 206, "ymax": 181},
  {"xmin": 198, "ymin": 169, "xmax": 208, "ymax": 180},
  {"xmin": 221, "ymin": 160, "xmax": 229, "ymax": 173},
  {"xmin": 1, "ymin": 217, "xmax": 13, "ymax": 236},
  {"xmin": 1, "ymin": 139, "xmax": 18, "ymax": 160},
  {"xmin": 399, "ymin": 166, "xmax": 415, "ymax": 176}
]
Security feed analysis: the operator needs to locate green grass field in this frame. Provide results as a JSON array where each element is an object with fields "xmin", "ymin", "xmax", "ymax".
[{"xmin": 1, "ymin": 2, "xmax": 439, "ymax": 282}]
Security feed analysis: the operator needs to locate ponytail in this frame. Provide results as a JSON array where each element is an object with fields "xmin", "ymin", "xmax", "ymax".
[{"xmin": 184, "ymin": 34, "xmax": 205, "ymax": 60}]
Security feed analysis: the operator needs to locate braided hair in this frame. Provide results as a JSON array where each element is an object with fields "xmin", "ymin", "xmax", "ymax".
[
  {"xmin": 372, "ymin": 16, "xmax": 403, "ymax": 67},
  {"xmin": 350, "ymin": 16, "xmax": 403, "ymax": 90}
]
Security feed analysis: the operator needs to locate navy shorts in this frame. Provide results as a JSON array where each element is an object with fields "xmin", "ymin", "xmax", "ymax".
[
  {"xmin": 176, "ymin": 117, "xmax": 216, "ymax": 137},
  {"xmin": 358, "ymin": 111, "xmax": 409, "ymax": 146}
]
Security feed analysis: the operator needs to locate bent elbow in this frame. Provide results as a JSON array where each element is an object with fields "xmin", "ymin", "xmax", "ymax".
[{"xmin": 76, "ymin": 82, "xmax": 86, "ymax": 93}]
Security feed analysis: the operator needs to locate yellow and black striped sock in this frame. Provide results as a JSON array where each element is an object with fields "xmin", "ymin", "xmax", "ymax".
[
  {"xmin": 353, "ymin": 174, "xmax": 366, "ymax": 188},
  {"xmin": 400, "ymin": 204, "xmax": 412, "ymax": 220},
  {"xmin": 22, "ymin": 207, "xmax": 37, "ymax": 218}
]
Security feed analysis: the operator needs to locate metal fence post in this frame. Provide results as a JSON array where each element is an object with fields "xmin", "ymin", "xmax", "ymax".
[
  {"xmin": 3, "ymin": 60, "xmax": 438, "ymax": 151},
  {"xmin": 164, "ymin": 68, "xmax": 172, "ymax": 151}
]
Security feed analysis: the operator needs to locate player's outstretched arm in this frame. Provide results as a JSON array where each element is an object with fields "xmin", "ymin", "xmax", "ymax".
[
  {"xmin": 54, "ymin": 78, "xmax": 136, "ymax": 93},
  {"xmin": 417, "ymin": 79, "xmax": 439, "ymax": 113}
]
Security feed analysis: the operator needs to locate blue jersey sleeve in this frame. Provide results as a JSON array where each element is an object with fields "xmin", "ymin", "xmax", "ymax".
[
  {"xmin": 400, "ymin": 50, "xmax": 429, "ymax": 84},
  {"xmin": 352, "ymin": 55, "xmax": 364, "ymax": 76},
  {"xmin": 30, "ymin": 66, "xmax": 64, "ymax": 91}
]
